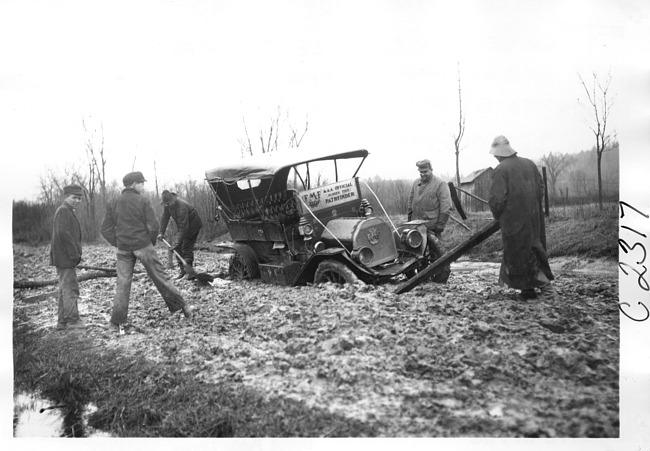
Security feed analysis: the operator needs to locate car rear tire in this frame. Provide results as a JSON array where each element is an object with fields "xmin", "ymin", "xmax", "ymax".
[
  {"xmin": 313, "ymin": 260, "xmax": 361, "ymax": 285},
  {"xmin": 228, "ymin": 246, "xmax": 260, "ymax": 280}
]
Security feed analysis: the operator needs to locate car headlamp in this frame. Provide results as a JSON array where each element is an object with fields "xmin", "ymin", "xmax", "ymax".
[
  {"xmin": 402, "ymin": 229, "xmax": 423, "ymax": 248},
  {"xmin": 298, "ymin": 217, "xmax": 314, "ymax": 236},
  {"xmin": 351, "ymin": 247, "xmax": 374, "ymax": 265}
]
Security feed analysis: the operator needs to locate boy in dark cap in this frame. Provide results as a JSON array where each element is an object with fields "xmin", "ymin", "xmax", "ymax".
[
  {"xmin": 101, "ymin": 171, "xmax": 193, "ymax": 332},
  {"xmin": 158, "ymin": 189, "xmax": 203, "ymax": 279},
  {"xmin": 50, "ymin": 184, "xmax": 85, "ymax": 330},
  {"xmin": 407, "ymin": 159, "xmax": 453, "ymax": 283}
]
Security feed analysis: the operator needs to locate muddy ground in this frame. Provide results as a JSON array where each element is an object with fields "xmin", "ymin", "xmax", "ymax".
[{"xmin": 12, "ymin": 243, "xmax": 619, "ymax": 437}]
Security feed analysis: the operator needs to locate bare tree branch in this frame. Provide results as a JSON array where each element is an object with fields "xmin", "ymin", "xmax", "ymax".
[
  {"xmin": 289, "ymin": 115, "xmax": 309, "ymax": 148},
  {"xmin": 240, "ymin": 107, "xmax": 309, "ymax": 156},
  {"xmin": 578, "ymin": 70, "xmax": 615, "ymax": 209},
  {"xmin": 541, "ymin": 152, "xmax": 573, "ymax": 198},
  {"xmin": 453, "ymin": 63, "xmax": 466, "ymax": 188}
]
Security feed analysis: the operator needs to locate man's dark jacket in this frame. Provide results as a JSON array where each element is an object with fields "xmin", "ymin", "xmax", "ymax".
[
  {"xmin": 160, "ymin": 197, "xmax": 202, "ymax": 241},
  {"xmin": 489, "ymin": 154, "xmax": 554, "ymax": 289},
  {"xmin": 50, "ymin": 203, "xmax": 82, "ymax": 268},
  {"xmin": 101, "ymin": 188, "xmax": 159, "ymax": 250}
]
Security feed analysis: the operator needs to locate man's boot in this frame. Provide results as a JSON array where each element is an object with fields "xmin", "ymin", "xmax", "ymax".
[
  {"xmin": 175, "ymin": 268, "xmax": 186, "ymax": 280},
  {"xmin": 518, "ymin": 288, "xmax": 538, "ymax": 301},
  {"xmin": 186, "ymin": 260, "xmax": 197, "ymax": 280}
]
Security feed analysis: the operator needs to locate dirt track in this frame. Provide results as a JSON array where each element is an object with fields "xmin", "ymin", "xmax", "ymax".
[{"xmin": 13, "ymin": 244, "xmax": 619, "ymax": 437}]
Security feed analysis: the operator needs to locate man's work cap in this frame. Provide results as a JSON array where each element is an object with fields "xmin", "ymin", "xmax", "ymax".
[
  {"xmin": 123, "ymin": 171, "xmax": 146, "ymax": 186},
  {"xmin": 416, "ymin": 159, "xmax": 432, "ymax": 170},
  {"xmin": 63, "ymin": 184, "xmax": 83, "ymax": 196},
  {"xmin": 489, "ymin": 135, "xmax": 517, "ymax": 157},
  {"xmin": 161, "ymin": 190, "xmax": 177, "ymax": 206}
]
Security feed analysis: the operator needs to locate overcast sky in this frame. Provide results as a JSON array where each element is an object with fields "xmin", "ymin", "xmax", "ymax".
[{"xmin": 1, "ymin": 0, "xmax": 648, "ymax": 202}]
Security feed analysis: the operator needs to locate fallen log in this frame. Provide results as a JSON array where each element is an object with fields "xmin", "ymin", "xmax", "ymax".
[
  {"xmin": 394, "ymin": 219, "xmax": 501, "ymax": 294},
  {"xmin": 77, "ymin": 264, "xmax": 117, "ymax": 272},
  {"xmin": 21, "ymin": 290, "xmax": 58, "ymax": 304},
  {"xmin": 14, "ymin": 271, "xmax": 117, "ymax": 289}
]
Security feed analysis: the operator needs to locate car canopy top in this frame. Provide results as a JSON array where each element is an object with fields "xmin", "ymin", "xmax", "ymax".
[{"xmin": 205, "ymin": 148, "xmax": 369, "ymax": 184}]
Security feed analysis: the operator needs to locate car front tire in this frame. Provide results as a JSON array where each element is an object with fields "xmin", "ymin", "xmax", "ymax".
[{"xmin": 313, "ymin": 260, "xmax": 361, "ymax": 285}]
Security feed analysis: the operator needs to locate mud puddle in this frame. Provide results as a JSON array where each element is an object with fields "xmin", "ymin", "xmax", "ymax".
[{"xmin": 14, "ymin": 391, "xmax": 112, "ymax": 437}]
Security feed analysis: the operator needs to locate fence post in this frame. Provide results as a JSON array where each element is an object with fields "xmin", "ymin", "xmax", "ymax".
[{"xmin": 542, "ymin": 167, "xmax": 549, "ymax": 216}]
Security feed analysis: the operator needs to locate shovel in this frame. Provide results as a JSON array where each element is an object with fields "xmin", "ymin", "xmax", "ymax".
[{"xmin": 159, "ymin": 237, "xmax": 214, "ymax": 283}]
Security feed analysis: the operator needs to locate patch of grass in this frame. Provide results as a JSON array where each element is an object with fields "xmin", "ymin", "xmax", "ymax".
[
  {"xmin": 443, "ymin": 203, "xmax": 617, "ymax": 261},
  {"xmin": 13, "ymin": 308, "xmax": 381, "ymax": 437},
  {"xmin": 546, "ymin": 215, "xmax": 617, "ymax": 259}
]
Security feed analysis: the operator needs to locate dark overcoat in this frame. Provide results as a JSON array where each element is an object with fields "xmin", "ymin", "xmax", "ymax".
[
  {"xmin": 160, "ymin": 197, "xmax": 202, "ymax": 240},
  {"xmin": 49, "ymin": 203, "xmax": 82, "ymax": 268},
  {"xmin": 488, "ymin": 155, "xmax": 554, "ymax": 289}
]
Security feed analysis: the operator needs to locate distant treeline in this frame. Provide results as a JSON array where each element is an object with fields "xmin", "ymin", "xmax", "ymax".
[
  {"xmin": 13, "ymin": 181, "xmax": 228, "ymax": 245},
  {"xmin": 14, "ymin": 145, "xmax": 619, "ymax": 245}
]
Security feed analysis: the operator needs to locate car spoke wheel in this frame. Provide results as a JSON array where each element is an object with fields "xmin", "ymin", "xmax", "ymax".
[
  {"xmin": 228, "ymin": 248, "xmax": 259, "ymax": 280},
  {"xmin": 313, "ymin": 260, "xmax": 361, "ymax": 285}
]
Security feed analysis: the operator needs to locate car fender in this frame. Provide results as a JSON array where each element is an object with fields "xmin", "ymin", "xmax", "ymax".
[{"xmin": 291, "ymin": 248, "xmax": 373, "ymax": 286}]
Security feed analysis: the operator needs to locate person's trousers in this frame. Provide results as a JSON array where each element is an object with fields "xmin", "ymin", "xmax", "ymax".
[
  {"xmin": 427, "ymin": 231, "xmax": 451, "ymax": 282},
  {"xmin": 111, "ymin": 244, "xmax": 186, "ymax": 325},
  {"xmin": 175, "ymin": 229, "xmax": 200, "ymax": 268},
  {"xmin": 56, "ymin": 267, "xmax": 80, "ymax": 326}
]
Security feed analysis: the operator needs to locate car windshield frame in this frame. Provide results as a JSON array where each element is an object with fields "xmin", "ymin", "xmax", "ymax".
[{"xmin": 205, "ymin": 148, "xmax": 369, "ymax": 184}]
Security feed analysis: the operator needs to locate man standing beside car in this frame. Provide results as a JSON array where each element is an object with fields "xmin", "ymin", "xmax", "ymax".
[
  {"xmin": 487, "ymin": 135, "xmax": 558, "ymax": 301},
  {"xmin": 101, "ymin": 171, "xmax": 192, "ymax": 332},
  {"xmin": 407, "ymin": 159, "xmax": 453, "ymax": 283},
  {"xmin": 157, "ymin": 190, "xmax": 203, "ymax": 279},
  {"xmin": 50, "ymin": 184, "xmax": 86, "ymax": 330}
]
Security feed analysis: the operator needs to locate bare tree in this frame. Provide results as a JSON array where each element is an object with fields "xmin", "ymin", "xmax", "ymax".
[
  {"xmin": 452, "ymin": 63, "xmax": 466, "ymax": 188},
  {"xmin": 540, "ymin": 152, "xmax": 573, "ymax": 199},
  {"xmin": 153, "ymin": 159, "xmax": 160, "ymax": 199},
  {"xmin": 82, "ymin": 117, "xmax": 109, "ymax": 240},
  {"xmin": 239, "ymin": 107, "xmax": 309, "ymax": 157},
  {"xmin": 82, "ymin": 117, "xmax": 107, "ymax": 198},
  {"xmin": 578, "ymin": 71, "xmax": 614, "ymax": 209},
  {"xmin": 39, "ymin": 165, "xmax": 86, "ymax": 207},
  {"xmin": 289, "ymin": 115, "xmax": 309, "ymax": 148},
  {"xmin": 239, "ymin": 119, "xmax": 254, "ymax": 157}
]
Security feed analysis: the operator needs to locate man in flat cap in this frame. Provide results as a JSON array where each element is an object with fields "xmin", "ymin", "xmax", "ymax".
[
  {"xmin": 488, "ymin": 135, "xmax": 558, "ymax": 301},
  {"xmin": 101, "ymin": 171, "xmax": 193, "ymax": 332},
  {"xmin": 407, "ymin": 159, "xmax": 453, "ymax": 283},
  {"xmin": 50, "ymin": 184, "xmax": 85, "ymax": 330},
  {"xmin": 158, "ymin": 190, "xmax": 203, "ymax": 279}
]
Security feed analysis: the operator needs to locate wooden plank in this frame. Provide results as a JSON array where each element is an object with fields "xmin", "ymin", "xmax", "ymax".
[{"xmin": 393, "ymin": 219, "xmax": 501, "ymax": 294}]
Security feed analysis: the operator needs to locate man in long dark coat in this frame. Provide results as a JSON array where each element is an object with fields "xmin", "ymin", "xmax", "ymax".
[
  {"xmin": 158, "ymin": 190, "xmax": 203, "ymax": 279},
  {"xmin": 49, "ymin": 184, "xmax": 85, "ymax": 330},
  {"xmin": 488, "ymin": 135, "xmax": 558, "ymax": 301}
]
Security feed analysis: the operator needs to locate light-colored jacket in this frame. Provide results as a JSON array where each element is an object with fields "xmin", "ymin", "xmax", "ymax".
[{"xmin": 407, "ymin": 175, "xmax": 453, "ymax": 232}]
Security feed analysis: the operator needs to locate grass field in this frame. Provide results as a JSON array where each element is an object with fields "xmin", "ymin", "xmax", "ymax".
[{"xmin": 440, "ymin": 202, "xmax": 618, "ymax": 262}]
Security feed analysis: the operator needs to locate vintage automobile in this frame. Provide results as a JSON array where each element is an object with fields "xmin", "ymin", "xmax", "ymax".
[{"xmin": 205, "ymin": 148, "xmax": 445, "ymax": 286}]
